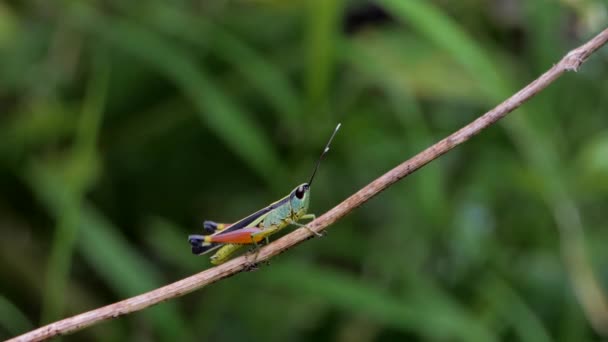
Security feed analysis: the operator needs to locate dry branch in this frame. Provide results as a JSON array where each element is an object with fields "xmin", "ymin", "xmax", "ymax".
[{"xmin": 10, "ymin": 27, "xmax": 608, "ymax": 342}]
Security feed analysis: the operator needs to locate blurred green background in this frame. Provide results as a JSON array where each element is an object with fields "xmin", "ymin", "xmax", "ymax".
[{"xmin": 1, "ymin": 0, "xmax": 608, "ymax": 341}]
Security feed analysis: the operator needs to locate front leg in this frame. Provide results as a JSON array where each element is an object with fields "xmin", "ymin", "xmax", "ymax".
[
  {"xmin": 293, "ymin": 214, "xmax": 322, "ymax": 237},
  {"xmin": 300, "ymin": 214, "xmax": 316, "ymax": 222},
  {"xmin": 293, "ymin": 221, "xmax": 323, "ymax": 237}
]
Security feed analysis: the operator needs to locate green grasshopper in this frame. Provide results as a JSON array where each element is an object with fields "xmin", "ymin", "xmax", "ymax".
[{"xmin": 188, "ymin": 123, "xmax": 341, "ymax": 265}]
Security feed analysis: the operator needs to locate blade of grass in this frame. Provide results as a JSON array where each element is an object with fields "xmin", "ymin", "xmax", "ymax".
[
  {"xmin": 25, "ymin": 166, "xmax": 191, "ymax": 341},
  {"xmin": 306, "ymin": 0, "xmax": 343, "ymax": 115},
  {"xmin": 344, "ymin": 31, "xmax": 483, "ymax": 102},
  {"xmin": 0, "ymin": 296, "xmax": 33, "ymax": 337},
  {"xmin": 146, "ymin": 4, "xmax": 303, "ymax": 128},
  {"xmin": 40, "ymin": 55, "xmax": 108, "ymax": 324},
  {"xmin": 69, "ymin": 5, "xmax": 288, "ymax": 186},
  {"xmin": 77, "ymin": 205, "xmax": 190, "ymax": 341},
  {"xmin": 0, "ymin": 104, "xmax": 79, "ymax": 164},
  {"xmin": 342, "ymin": 34, "xmax": 450, "ymax": 224},
  {"xmin": 24, "ymin": 55, "xmax": 190, "ymax": 338},
  {"xmin": 482, "ymin": 276, "xmax": 552, "ymax": 342}
]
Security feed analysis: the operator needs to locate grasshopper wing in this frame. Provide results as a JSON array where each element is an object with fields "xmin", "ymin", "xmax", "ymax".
[
  {"xmin": 206, "ymin": 227, "xmax": 264, "ymax": 244},
  {"xmin": 189, "ymin": 195, "xmax": 289, "ymax": 255}
]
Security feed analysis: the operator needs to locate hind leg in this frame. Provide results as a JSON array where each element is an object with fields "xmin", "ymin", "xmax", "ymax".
[{"xmin": 210, "ymin": 244, "xmax": 243, "ymax": 265}]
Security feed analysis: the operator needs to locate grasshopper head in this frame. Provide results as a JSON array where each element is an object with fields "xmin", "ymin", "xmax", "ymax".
[{"xmin": 290, "ymin": 183, "xmax": 311, "ymax": 218}]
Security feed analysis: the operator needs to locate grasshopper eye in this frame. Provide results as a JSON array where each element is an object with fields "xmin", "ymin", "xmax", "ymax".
[{"xmin": 295, "ymin": 185, "xmax": 306, "ymax": 199}]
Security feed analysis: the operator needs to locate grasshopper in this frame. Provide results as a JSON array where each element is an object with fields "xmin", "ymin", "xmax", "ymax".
[{"xmin": 188, "ymin": 123, "xmax": 341, "ymax": 265}]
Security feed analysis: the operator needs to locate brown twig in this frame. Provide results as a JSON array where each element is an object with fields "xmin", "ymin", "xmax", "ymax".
[{"xmin": 10, "ymin": 28, "xmax": 608, "ymax": 342}]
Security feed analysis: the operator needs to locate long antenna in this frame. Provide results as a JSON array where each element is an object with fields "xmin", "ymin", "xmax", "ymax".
[{"xmin": 308, "ymin": 123, "xmax": 341, "ymax": 187}]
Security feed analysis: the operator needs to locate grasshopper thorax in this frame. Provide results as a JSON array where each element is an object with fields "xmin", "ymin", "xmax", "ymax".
[{"xmin": 290, "ymin": 183, "xmax": 311, "ymax": 218}]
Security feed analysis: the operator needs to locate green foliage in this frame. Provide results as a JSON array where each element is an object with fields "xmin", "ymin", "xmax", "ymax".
[{"xmin": 1, "ymin": 0, "xmax": 607, "ymax": 340}]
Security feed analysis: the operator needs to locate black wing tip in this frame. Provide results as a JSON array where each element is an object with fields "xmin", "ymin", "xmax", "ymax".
[
  {"xmin": 188, "ymin": 235, "xmax": 205, "ymax": 255},
  {"xmin": 203, "ymin": 220, "xmax": 218, "ymax": 234},
  {"xmin": 191, "ymin": 245, "xmax": 206, "ymax": 255},
  {"xmin": 188, "ymin": 234, "xmax": 219, "ymax": 255},
  {"xmin": 188, "ymin": 234, "xmax": 204, "ymax": 245}
]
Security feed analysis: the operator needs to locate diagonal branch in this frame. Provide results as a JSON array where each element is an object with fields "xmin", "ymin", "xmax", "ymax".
[{"xmin": 10, "ymin": 27, "xmax": 608, "ymax": 342}]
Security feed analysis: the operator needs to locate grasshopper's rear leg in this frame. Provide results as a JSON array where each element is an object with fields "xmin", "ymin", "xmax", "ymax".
[
  {"xmin": 210, "ymin": 244, "xmax": 243, "ymax": 265},
  {"xmin": 209, "ymin": 229, "xmax": 266, "ymax": 267}
]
